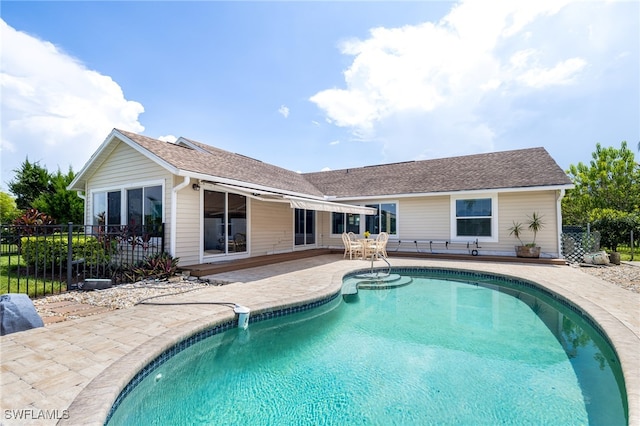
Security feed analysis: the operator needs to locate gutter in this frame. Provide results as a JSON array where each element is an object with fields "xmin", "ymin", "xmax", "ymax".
[{"xmin": 330, "ymin": 184, "xmax": 575, "ymax": 202}]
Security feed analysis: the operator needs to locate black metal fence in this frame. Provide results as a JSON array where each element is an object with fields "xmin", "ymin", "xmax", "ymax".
[{"xmin": 1, "ymin": 222, "xmax": 165, "ymax": 297}]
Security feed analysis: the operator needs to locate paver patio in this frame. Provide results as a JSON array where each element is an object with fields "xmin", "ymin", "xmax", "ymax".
[{"xmin": 1, "ymin": 255, "xmax": 638, "ymax": 426}]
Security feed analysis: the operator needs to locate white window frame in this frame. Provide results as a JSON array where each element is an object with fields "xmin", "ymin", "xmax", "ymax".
[
  {"xmin": 330, "ymin": 212, "xmax": 362, "ymax": 236},
  {"xmin": 90, "ymin": 179, "xmax": 165, "ymax": 227},
  {"xmin": 293, "ymin": 208, "xmax": 317, "ymax": 248},
  {"xmin": 450, "ymin": 193, "xmax": 498, "ymax": 242},
  {"xmin": 330, "ymin": 201, "xmax": 398, "ymax": 237}
]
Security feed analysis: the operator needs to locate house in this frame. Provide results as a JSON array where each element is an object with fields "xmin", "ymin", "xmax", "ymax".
[{"xmin": 68, "ymin": 128, "xmax": 574, "ymax": 265}]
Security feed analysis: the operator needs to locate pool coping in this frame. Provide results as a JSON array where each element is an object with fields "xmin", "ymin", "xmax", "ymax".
[{"xmin": 1, "ymin": 256, "xmax": 638, "ymax": 426}]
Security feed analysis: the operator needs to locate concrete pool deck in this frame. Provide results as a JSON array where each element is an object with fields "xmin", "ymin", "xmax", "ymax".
[{"xmin": 1, "ymin": 255, "xmax": 638, "ymax": 425}]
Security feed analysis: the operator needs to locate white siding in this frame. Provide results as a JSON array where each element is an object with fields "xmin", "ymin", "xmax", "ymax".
[
  {"xmin": 250, "ymin": 200, "xmax": 293, "ymax": 255},
  {"xmin": 497, "ymin": 191, "xmax": 560, "ymax": 257},
  {"xmin": 173, "ymin": 178, "xmax": 201, "ymax": 265},
  {"xmin": 317, "ymin": 211, "xmax": 331, "ymax": 247},
  {"xmin": 397, "ymin": 196, "xmax": 450, "ymax": 240},
  {"xmin": 86, "ymin": 141, "xmax": 174, "ymax": 252},
  {"xmin": 322, "ymin": 190, "xmax": 562, "ymax": 257}
]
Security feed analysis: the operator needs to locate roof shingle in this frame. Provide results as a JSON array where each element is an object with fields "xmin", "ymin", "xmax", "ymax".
[
  {"xmin": 302, "ymin": 147, "xmax": 572, "ymax": 197},
  {"xmin": 117, "ymin": 130, "xmax": 324, "ymax": 197},
  {"xmin": 117, "ymin": 130, "xmax": 571, "ymax": 198}
]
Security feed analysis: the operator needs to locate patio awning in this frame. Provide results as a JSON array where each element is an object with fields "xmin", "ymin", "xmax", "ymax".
[
  {"xmin": 209, "ymin": 182, "xmax": 376, "ymax": 215},
  {"xmin": 285, "ymin": 196, "xmax": 376, "ymax": 215}
]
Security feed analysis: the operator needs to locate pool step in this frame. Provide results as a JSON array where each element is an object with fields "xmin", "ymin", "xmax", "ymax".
[
  {"xmin": 358, "ymin": 275, "xmax": 413, "ymax": 290},
  {"xmin": 342, "ymin": 274, "xmax": 413, "ymax": 296}
]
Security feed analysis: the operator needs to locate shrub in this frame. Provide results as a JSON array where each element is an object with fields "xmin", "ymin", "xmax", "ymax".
[
  {"xmin": 589, "ymin": 208, "xmax": 640, "ymax": 251},
  {"xmin": 124, "ymin": 252, "xmax": 179, "ymax": 282},
  {"xmin": 20, "ymin": 234, "xmax": 110, "ymax": 269},
  {"xmin": 12, "ymin": 209, "xmax": 56, "ymax": 235}
]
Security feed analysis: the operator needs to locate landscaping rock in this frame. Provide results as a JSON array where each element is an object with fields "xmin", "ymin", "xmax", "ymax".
[{"xmin": 0, "ymin": 293, "xmax": 44, "ymax": 335}]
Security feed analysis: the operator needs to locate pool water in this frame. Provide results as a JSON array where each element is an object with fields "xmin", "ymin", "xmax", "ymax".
[{"xmin": 107, "ymin": 273, "xmax": 627, "ymax": 425}]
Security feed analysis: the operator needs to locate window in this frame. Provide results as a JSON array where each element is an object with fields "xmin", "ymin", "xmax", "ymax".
[
  {"xmin": 331, "ymin": 202, "xmax": 397, "ymax": 236},
  {"xmin": 365, "ymin": 203, "xmax": 397, "ymax": 235},
  {"xmin": 452, "ymin": 196, "xmax": 496, "ymax": 240},
  {"xmin": 295, "ymin": 208, "xmax": 315, "ymax": 246},
  {"xmin": 107, "ymin": 191, "xmax": 121, "ymax": 227},
  {"xmin": 92, "ymin": 184, "xmax": 163, "ymax": 235},
  {"xmin": 93, "ymin": 190, "xmax": 122, "ymax": 227},
  {"xmin": 203, "ymin": 190, "xmax": 247, "ymax": 254},
  {"xmin": 331, "ymin": 213, "xmax": 360, "ymax": 235},
  {"xmin": 127, "ymin": 186, "xmax": 163, "ymax": 233}
]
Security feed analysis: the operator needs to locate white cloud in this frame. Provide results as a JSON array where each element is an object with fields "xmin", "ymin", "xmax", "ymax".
[
  {"xmin": 159, "ymin": 134, "xmax": 177, "ymax": 143},
  {"xmin": 0, "ymin": 19, "xmax": 144, "ymax": 184},
  {"xmin": 278, "ymin": 105, "xmax": 290, "ymax": 118},
  {"xmin": 309, "ymin": 0, "xmax": 598, "ymax": 161},
  {"xmin": 517, "ymin": 57, "xmax": 587, "ymax": 88},
  {"xmin": 329, "ymin": 140, "xmax": 340, "ymax": 145}
]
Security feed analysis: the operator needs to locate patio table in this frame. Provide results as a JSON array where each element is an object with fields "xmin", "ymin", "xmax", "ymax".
[{"xmin": 358, "ymin": 239, "xmax": 378, "ymax": 260}]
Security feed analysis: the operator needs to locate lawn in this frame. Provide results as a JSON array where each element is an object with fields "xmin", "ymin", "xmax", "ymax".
[
  {"xmin": 607, "ymin": 244, "xmax": 637, "ymax": 261},
  {"xmin": 0, "ymin": 254, "xmax": 67, "ymax": 298}
]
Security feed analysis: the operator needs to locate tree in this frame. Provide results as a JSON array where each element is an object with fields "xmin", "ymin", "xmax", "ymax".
[
  {"xmin": 588, "ymin": 208, "xmax": 640, "ymax": 251},
  {"xmin": 31, "ymin": 168, "xmax": 84, "ymax": 224},
  {"xmin": 562, "ymin": 141, "xmax": 640, "ymax": 225},
  {"xmin": 0, "ymin": 191, "xmax": 20, "ymax": 224},
  {"xmin": 7, "ymin": 158, "xmax": 51, "ymax": 210}
]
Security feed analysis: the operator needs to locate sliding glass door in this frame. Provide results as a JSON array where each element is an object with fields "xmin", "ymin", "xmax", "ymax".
[
  {"xmin": 294, "ymin": 208, "xmax": 315, "ymax": 246},
  {"xmin": 203, "ymin": 190, "xmax": 247, "ymax": 255}
]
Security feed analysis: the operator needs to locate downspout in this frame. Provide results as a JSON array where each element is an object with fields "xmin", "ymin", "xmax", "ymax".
[
  {"xmin": 76, "ymin": 190, "xmax": 86, "ymax": 224},
  {"xmin": 556, "ymin": 189, "xmax": 566, "ymax": 258},
  {"xmin": 171, "ymin": 176, "xmax": 191, "ymax": 257}
]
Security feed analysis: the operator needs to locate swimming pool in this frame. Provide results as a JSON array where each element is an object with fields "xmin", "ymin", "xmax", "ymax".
[{"xmin": 106, "ymin": 268, "xmax": 627, "ymax": 425}]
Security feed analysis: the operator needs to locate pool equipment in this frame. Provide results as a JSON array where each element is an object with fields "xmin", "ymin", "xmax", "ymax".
[{"xmin": 234, "ymin": 305, "xmax": 251, "ymax": 329}]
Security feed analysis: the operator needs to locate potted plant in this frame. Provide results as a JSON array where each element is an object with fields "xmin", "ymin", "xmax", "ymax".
[{"xmin": 508, "ymin": 212, "xmax": 544, "ymax": 258}]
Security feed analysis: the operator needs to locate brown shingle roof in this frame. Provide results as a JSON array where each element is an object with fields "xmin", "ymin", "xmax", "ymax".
[
  {"xmin": 117, "ymin": 129, "xmax": 324, "ymax": 197},
  {"xmin": 302, "ymin": 147, "xmax": 572, "ymax": 198},
  {"xmin": 116, "ymin": 130, "xmax": 571, "ymax": 199}
]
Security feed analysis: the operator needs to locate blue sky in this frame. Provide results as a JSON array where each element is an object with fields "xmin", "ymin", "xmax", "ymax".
[{"xmin": 1, "ymin": 1, "xmax": 638, "ymax": 191}]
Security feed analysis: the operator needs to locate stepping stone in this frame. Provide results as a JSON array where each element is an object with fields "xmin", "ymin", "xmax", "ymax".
[
  {"xmin": 43, "ymin": 301, "xmax": 78, "ymax": 308},
  {"xmin": 42, "ymin": 316, "xmax": 66, "ymax": 325},
  {"xmin": 50, "ymin": 303, "xmax": 97, "ymax": 315},
  {"xmin": 69, "ymin": 306, "xmax": 111, "ymax": 316}
]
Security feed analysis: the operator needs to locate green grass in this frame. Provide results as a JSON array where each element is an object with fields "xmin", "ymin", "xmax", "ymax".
[
  {"xmin": 0, "ymin": 254, "xmax": 67, "ymax": 298},
  {"xmin": 610, "ymin": 244, "xmax": 637, "ymax": 261}
]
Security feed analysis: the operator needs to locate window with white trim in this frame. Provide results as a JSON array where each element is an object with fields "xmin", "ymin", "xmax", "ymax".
[
  {"xmin": 365, "ymin": 203, "xmax": 397, "ymax": 235},
  {"xmin": 92, "ymin": 184, "xmax": 163, "ymax": 235},
  {"xmin": 331, "ymin": 213, "xmax": 360, "ymax": 235},
  {"xmin": 451, "ymin": 195, "xmax": 496, "ymax": 240},
  {"xmin": 330, "ymin": 202, "xmax": 397, "ymax": 236}
]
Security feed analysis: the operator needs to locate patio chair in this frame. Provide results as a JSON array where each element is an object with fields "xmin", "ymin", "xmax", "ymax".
[
  {"xmin": 233, "ymin": 233, "xmax": 246, "ymax": 252},
  {"xmin": 342, "ymin": 232, "xmax": 363, "ymax": 260},
  {"xmin": 368, "ymin": 232, "xmax": 389, "ymax": 259}
]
